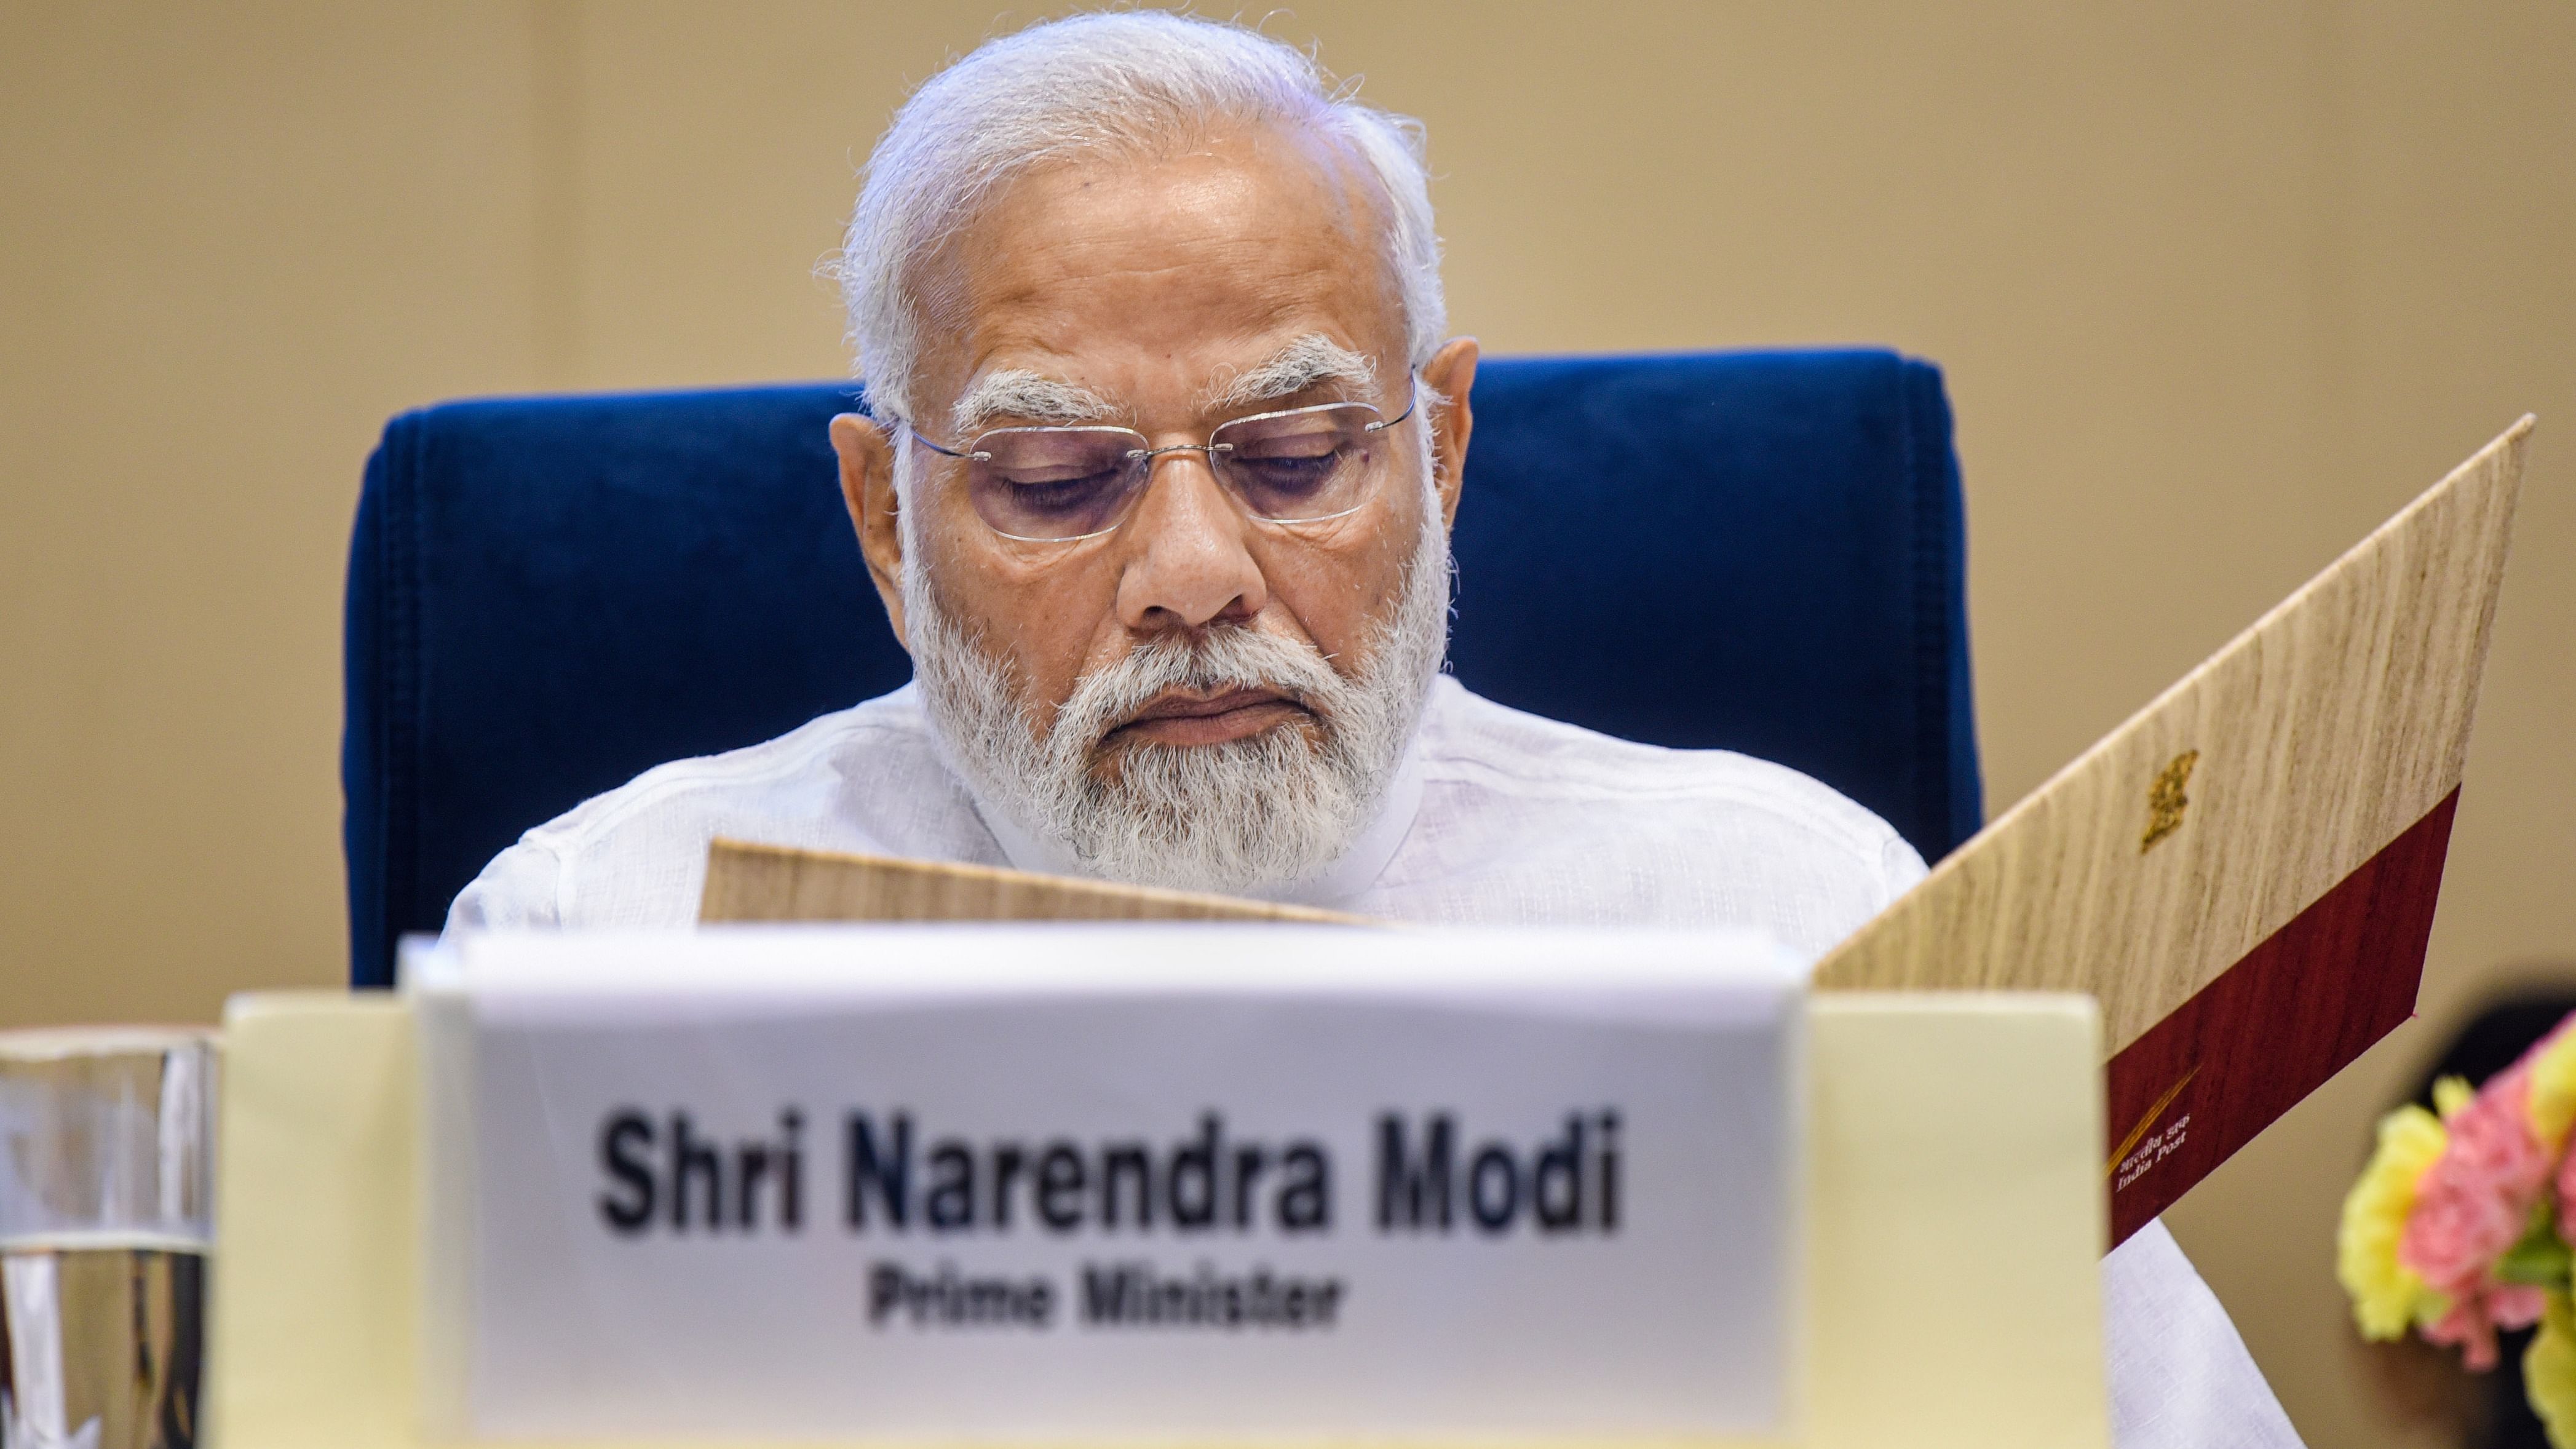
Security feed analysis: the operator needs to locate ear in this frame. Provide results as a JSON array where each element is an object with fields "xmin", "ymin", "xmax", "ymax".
[
  {"xmin": 1418, "ymin": 337, "xmax": 1478, "ymax": 530},
  {"xmin": 830, "ymin": 412, "xmax": 908, "ymax": 649}
]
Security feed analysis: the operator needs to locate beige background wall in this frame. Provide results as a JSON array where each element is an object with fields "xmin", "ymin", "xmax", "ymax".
[{"xmin": 4, "ymin": 2, "xmax": 2570, "ymax": 1441}]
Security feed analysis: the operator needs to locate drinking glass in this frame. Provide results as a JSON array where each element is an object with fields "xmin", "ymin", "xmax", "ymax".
[{"xmin": 0, "ymin": 1029, "xmax": 216, "ymax": 1449}]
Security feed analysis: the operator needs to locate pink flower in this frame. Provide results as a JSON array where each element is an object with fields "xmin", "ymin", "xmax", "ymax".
[
  {"xmin": 2402, "ymin": 1065, "xmax": 2556, "ymax": 1357},
  {"xmin": 2423, "ymin": 1283, "xmax": 2549, "ymax": 1371}
]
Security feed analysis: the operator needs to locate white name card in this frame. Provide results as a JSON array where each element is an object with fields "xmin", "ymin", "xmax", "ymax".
[{"xmin": 409, "ymin": 924, "xmax": 1805, "ymax": 1442}]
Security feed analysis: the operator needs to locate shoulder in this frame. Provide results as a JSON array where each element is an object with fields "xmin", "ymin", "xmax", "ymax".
[
  {"xmin": 443, "ymin": 688, "xmax": 946, "ymax": 932},
  {"xmin": 1421, "ymin": 680, "xmax": 1923, "ymax": 875},
  {"xmin": 529, "ymin": 689, "xmax": 933, "ymax": 856}
]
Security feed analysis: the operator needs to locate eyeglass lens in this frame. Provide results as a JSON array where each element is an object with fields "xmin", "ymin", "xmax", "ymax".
[{"xmin": 961, "ymin": 403, "xmax": 1389, "ymax": 541}]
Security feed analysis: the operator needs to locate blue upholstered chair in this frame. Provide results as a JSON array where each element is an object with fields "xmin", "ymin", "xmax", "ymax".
[{"xmin": 343, "ymin": 350, "xmax": 1981, "ymax": 987}]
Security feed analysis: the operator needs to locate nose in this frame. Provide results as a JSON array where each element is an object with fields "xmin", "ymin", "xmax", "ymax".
[{"xmin": 1114, "ymin": 451, "xmax": 1267, "ymax": 632}]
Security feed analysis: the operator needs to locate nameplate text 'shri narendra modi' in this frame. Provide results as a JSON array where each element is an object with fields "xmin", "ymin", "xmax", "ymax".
[{"xmin": 405, "ymin": 924, "xmax": 1804, "ymax": 1442}]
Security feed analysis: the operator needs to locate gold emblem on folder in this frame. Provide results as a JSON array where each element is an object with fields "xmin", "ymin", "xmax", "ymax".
[
  {"xmin": 2107, "ymin": 1066, "xmax": 2200, "ymax": 1182},
  {"xmin": 2140, "ymin": 750, "xmax": 2200, "ymax": 853}
]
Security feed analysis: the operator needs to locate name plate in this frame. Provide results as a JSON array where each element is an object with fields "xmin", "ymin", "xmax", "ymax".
[{"xmin": 411, "ymin": 925, "xmax": 1805, "ymax": 1441}]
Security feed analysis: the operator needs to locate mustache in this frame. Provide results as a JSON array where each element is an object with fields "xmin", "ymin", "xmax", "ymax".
[{"xmin": 1052, "ymin": 627, "xmax": 1349, "ymax": 755}]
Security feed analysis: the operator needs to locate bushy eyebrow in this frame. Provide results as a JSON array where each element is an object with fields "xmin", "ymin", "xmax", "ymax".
[
  {"xmin": 949, "ymin": 370, "xmax": 1120, "ymax": 437},
  {"xmin": 1200, "ymin": 335, "xmax": 1379, "ymax": 415},
  {"xmin": 946, "ymin": 336, "xmax": 1377, "ymax": 436}
]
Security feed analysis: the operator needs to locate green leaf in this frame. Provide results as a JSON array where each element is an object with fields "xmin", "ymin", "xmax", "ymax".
[{"xmin": 2499, "ymin": 1213, "xmax": 2575, "ymax": 1288}]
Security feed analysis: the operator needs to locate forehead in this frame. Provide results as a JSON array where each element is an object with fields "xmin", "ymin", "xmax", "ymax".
[{"xmin": 920, "ymin": 124, "xmax": 1404, "ymax": 409}]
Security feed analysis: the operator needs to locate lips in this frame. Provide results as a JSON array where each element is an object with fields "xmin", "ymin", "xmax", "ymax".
[
  {"xmin": 1125, "ymin": 688, "xmax": 1294, "ymax": 722},
  {"xmin": 1106, "ymin": 687, "xmax": 1315, "ymax": 747}
]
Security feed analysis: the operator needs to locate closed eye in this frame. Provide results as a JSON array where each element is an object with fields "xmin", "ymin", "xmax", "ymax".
[{"xmin": 1227, "ymin": 451, "xmax": 1345, "ymax": 498}]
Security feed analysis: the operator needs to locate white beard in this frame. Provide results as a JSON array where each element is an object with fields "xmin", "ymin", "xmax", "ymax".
[{"xmin": 903, "ymin": 461, "xmax": 1451, "ymax": 897}]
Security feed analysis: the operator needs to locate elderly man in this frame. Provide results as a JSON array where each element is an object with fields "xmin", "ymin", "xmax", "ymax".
[{"xmin": 449, "ymin": 12, "xmax": 2301, "ymax": 1448}]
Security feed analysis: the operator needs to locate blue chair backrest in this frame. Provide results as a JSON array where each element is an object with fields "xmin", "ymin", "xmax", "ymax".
[{"xmin": 344, "ymin": 349, "xmax": 1981, "ymax": 986}]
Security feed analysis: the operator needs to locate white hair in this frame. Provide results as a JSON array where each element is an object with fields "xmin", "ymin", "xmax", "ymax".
[
  {"xmin": 836, "ymin": 10, "xmax": 1446, "ymax": 425},
  {"xmin": 1201, "ymin": 333, "xmax": 1377, "ymax": 414}
]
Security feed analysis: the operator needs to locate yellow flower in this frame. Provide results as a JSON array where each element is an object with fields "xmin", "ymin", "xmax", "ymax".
[
  {"xmin": 2526, "ymin": 1292, "xmax": 2576, "ymax": 1448},
  {"xmin": 2530, "ymin": 1031, "xmax": 2576, "ymax": 1151},
  {"xmin": 2339, "ymin": 1102, "xmax": 2449, "ymax": 1339},
  {"xmin": 2436, "ymin": 1074, "xmax": 2475, "ymax": 1121}
]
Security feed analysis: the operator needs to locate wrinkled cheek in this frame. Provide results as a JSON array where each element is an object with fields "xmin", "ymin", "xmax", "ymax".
[
  {"xmin": 1273, "ymin": 554, "xmax": 1411, "ymax": 675},
  {"xmin": 927, "ymin": 568, "xmax": 1099, "ymax": 734}
]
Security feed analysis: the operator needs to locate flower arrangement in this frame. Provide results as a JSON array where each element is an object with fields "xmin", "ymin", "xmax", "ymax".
[{"xmin": 2340, "ymin": 1014, "xmax": 2576, "ymax": 1442}]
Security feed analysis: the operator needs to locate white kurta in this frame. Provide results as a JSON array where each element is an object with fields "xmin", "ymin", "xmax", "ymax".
[{"xmin": 447, "ymin": 676, "xmax": 2304, "ymax": 1448}]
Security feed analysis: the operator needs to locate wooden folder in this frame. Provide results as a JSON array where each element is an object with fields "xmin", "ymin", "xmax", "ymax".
[
  {"xmin": 703, "ymin": 419, "xmax": 2531, "ymax": 1245},
  {"xmin": 1817, "ymin": 418, "xmax": 2528, "ymax": 1242},
  {"xmin": 700, "ymin": 842, "xmax": 1366, "ymax": 925}
]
